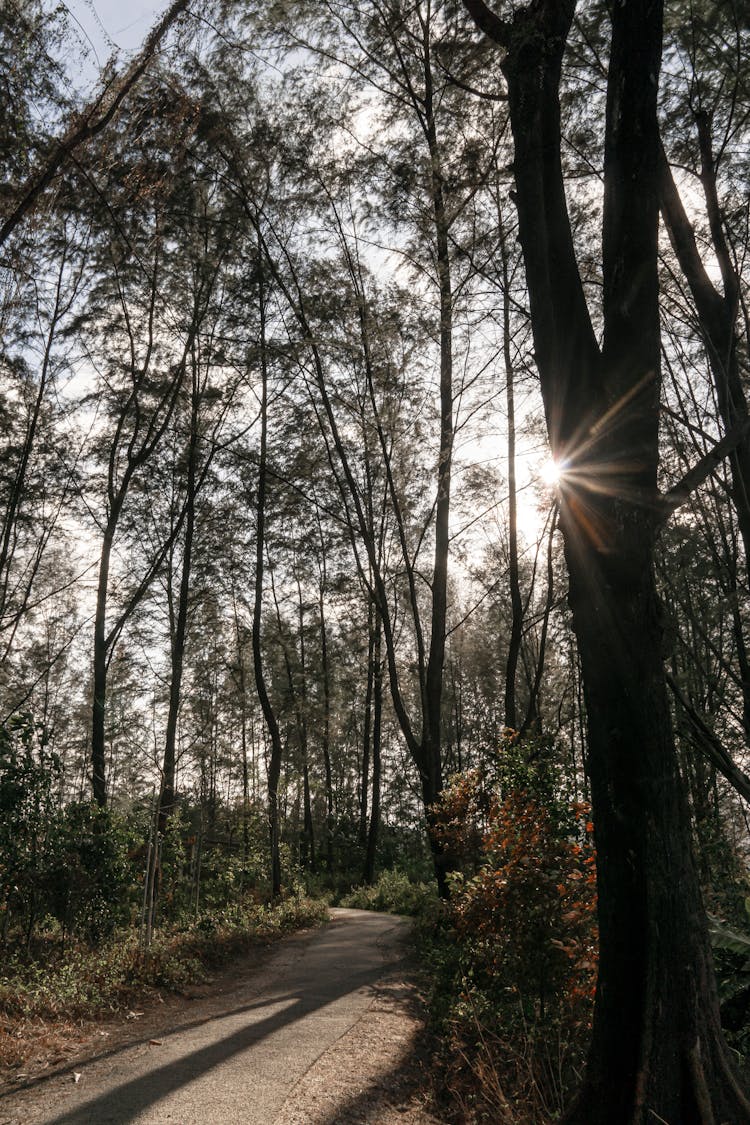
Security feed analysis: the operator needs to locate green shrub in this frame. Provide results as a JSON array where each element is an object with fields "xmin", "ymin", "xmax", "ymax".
[
  {"xmin": 44, "ymin": 802, "xmax": 135, "ymax": 943},
  {"xmin": 340, "ymin": 869, "xmax": 437, "ymax": 916},
  {"xmin": 0, "ymin": 896, "xmax": 329, "ymax": 1023},
  {"xmin": 0, "ymin": 714, "xmax": 61, "ymax": 944}
]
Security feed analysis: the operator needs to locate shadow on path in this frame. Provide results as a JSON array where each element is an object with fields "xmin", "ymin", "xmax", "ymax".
[
  {"xmin": 33, "ymin": 914, "xmax": 405, "ymax": 1124},
  {"xmin": 290, "ymin": 978, "xmax": 442, "ymax": 1125}
]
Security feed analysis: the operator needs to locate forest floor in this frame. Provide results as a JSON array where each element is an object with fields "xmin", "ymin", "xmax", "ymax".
[{"xmin": 0, "ymin": 908, "xmax": 443, "ymax": 1124}]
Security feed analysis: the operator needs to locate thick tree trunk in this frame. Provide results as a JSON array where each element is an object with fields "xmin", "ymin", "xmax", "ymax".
[
  {"xmin": 521, "ymin": 504, "xmax": 557, "ymax": 736},
  {"xmin": 252, "ymin": 252, "xmax": 284, "ymax": 898},
  {"xmin": 241, "ymin": 692, "xmax": 249, "ymax": 878},
  {"xmin": 500, "ymin": 222, "xmax": 523, "ymax": 731},
  {"xmin": 232, "ymin": 607, "xmax": 251, "ymax": 881},
  {"xmin": 318, "ymin": 584, "xmax": 334, "ymax": 873},
  {"xmin": 159, "ymin": 414, "xmax": 198, "ymax": 837},
  {"xmin": 296, "ymin": 586, "xmax": 316, "ymax": 873},
  {"xmin": 420, "ymin": 30, "xmax": 454, "ymax": 897},
  {"xmin": 301, "ymin": 754, "xmax": 315, "ymax": 873},
  {"xmin": 359, "ymin": 598, "xmax": 375, "ymax": 848},
  {"xmin": 463, "ymin": 0, "xmax": 750, "ymax": 1118},
  {"xmin": 561, "ymin": 502, "xmax": 748, "ymax": 1123}
]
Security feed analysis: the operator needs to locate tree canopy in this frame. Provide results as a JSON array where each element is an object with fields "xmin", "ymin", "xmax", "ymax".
[{"xmin": 1, "ymin": 0, "xmax": 750, "ymax": 1119}]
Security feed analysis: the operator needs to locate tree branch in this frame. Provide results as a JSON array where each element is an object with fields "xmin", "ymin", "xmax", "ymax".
[
  {"xmin": 0, "ymin": 0, "xmax": 191, "ymax": 247},
  {"xmin": 461, "ymin": 0, "xmax": 510, "ymax": 47},
  {"xmin": 667, "ymin": 673, "xmax": 750, "ymax": 805},
  {"xmin": 660, "ymin": 415, "xmax": 750, "ymax": 520}
]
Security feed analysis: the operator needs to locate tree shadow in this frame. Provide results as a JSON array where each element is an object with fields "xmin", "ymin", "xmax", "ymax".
[
  {"xmin": 283, "ymin": 975, "xmax": 443, "ymax": 1125},
  {"xmin": 2, "ymin": 989, "xmax": 296, "ymax": 1097},
  {"xmin": 34, "ymin": 958, "xmax": 391, "ymax": 1125}
]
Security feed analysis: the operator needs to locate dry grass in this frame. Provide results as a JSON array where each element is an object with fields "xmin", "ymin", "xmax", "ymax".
[
  {"xmin": 0, "ymin": 897, "xmax": 328, "ymax": 1083},
  {"xmin": 0, "ymin": 1014, "xmax": 95, "ymax": 1078}
]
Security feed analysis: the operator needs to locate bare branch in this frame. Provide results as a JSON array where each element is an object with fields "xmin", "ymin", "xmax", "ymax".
[
  {"xmin": 667, "ymin": 673, "xmax": 750, "ymax": 804},
  {"xmin": 660, "ymin": 416, "xmax": 750, "ymax": 520}
]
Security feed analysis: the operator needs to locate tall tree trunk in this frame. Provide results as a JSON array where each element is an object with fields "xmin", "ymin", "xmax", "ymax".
[
  {"xmin": 251, "ymin": 250, "xmax": 284, "ymax": 897},
  {"xmin": 420, "ymin": 25, "xmax": 454, "ymax": 899},
  {"xmin": 233, "ymin": 603, "xmax": 251, "ymax": 882},
  {"xmin": 500, "ymin": 218, "xmax": 523, "ymax": 731},
  {"xmin": 273, "ymin": 576, "xmax": 315, "ymax": 873},
  {"xmin": 91, "ymin": 519, "xmax": 116, "ymax": 807},
  {"xmin": 359, "ymin": 596, "xmax": 375, "ymax": 847},
  {"xmin": 463, "ymin": 0, "xmax": 750, "ymax": 1118},
  {"xmin": 296, "ymin": 581, "xmax": 315, "ymax": 873},
  {"xmin": 159, "ymin": 393, "xmax": 199, "ymax": 836},
  {"xmin": 363, "ymin": 610, "xmax": 383, "ymax": 886},
  {"xmin": 521, "ymin": 505, "xmax": 558, "ymax": 736},
  {"xmin": 318, "ymin": 582, "xmax": 334, "ymax": 873}
]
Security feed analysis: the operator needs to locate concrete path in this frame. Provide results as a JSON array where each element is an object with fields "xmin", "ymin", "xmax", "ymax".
[{"xmin": 0, "ymin": 908, "xmax": 410, "ymax": 1125}]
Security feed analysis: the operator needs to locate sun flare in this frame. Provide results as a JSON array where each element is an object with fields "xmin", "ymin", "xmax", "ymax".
[{"xmin": 540, "ymin": 458, "xmax": 563, "ymax": 486}]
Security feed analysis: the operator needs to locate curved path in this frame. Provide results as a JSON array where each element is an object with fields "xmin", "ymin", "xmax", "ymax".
[{"xmin": 0, "ymin": 908, "xmax": 432, "ymax": 1125}]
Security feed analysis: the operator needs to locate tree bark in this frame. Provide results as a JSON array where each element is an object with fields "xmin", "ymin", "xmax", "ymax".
[
  {"xmin": 464, "ymin": 0, "xmax": 750, "ymax": 1118},
  {"xmin": 521, "ymin": 504, "xmax": 557, "ymax": 736},
  {"xmin": 91, "ymin": 520, "xmax": 116, "ymax": 807},
  {"xmin": 363, "ymin": 610, "xmax": 383, "ymax": 887},
  {"xmin": 251, "ymin": 251, "xmax": 284, "ymax": 898},
  {"xmin": 159, "ymin": 376, "xmax": 200, "ymax": 836},
  {"xmin": 417, "ymin": 15, "xmax": 454, "ymax": 898},
  {"xmin": 318, "ymin": 581, "xmax": 334, "ymax": 873},
  {"xmin": 359, "ymin": 596, "xmax": 375, "ymax": 848},
  {"xmin": 500, "ymin": 218, "xmax": 523, "ymax": 731}
]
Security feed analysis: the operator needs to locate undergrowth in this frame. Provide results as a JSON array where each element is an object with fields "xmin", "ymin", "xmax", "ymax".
[
  {"xmin": 339, "ymin": 869, "xmax": 437, "ymax": 916},
  {"xmin": 414, "ymin": 751, "xmax": 598, "ymax": 1124},
  {"xmin": 0, "ymin": 896, "xmax": 327, "ymax": 1073}
]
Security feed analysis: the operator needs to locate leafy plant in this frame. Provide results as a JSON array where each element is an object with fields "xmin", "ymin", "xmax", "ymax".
[
  {"xmin": 340, "ymin": 869, "xmax": 437, "ymax": 916},
  {"xmin": 0, "ymin": 715, "xmax": 61, "ymax": 946},
  {"xmin": 709, "ymin": 903, "xmax": 750, "ymax": 1065},
  {"xmin": 422, "ymin": 758, "xmax": 598, "ymax": 1121},
  {"xmin": 44, "ymin": 802, "xmax": 135, "ymax": 943}
]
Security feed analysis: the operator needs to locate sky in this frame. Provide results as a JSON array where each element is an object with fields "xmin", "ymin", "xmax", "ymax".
[
  {"xmin": 55, "ymin": 0, "xmax": 556, "ymax": 548},
  {"xmin": 62, "ymin": 0, "xmax": 165, "ymax": 64}
]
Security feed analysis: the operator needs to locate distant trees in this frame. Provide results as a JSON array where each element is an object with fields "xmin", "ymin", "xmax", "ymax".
[
  {"xmin": 0, "ymin": 0, "xmax": 566, "ymax": 899},
  {"xmin": 1, "ymin": 19, "xmax": 750, "ymax": 1120},
  {"xmin": 247, "ymin": 0, "xmax": 519, "ymax": 891}
]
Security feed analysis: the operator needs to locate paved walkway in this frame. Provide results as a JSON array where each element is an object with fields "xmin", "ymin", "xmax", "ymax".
[{"xmin": 0, "ymin": 909, "xmax": 413, "ymax": 1125}]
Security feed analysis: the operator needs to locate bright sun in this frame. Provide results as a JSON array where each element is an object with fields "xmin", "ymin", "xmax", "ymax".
[{"xmin": 540, "ymin": 458, "xmax": 562, "ymax": 486}]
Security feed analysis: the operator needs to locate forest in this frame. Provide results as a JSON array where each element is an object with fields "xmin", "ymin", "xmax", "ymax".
[{"xmin": 1, "ymin": 0, "xmax": 750, "ymax": 1121}]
